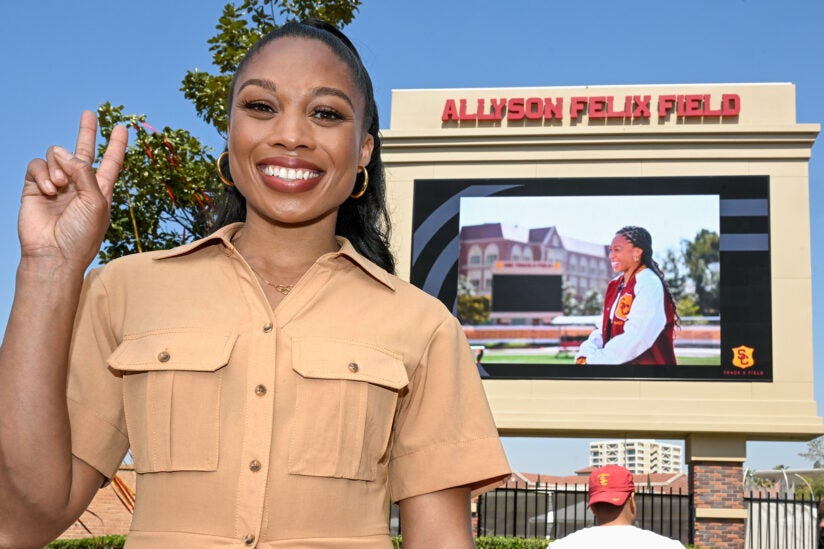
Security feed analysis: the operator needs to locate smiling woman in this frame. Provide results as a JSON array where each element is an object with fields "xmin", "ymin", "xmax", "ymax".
[
  {"xmin": 224, "ymin": 36, "xmax": 374, "ymax": 245},
  {"xmin": 575, "ymin": 226, "xmax": 678, "ymax": 366},
  {"xmin": 0, "ymin": 19, "xmax": 510, "ymax": 549}
]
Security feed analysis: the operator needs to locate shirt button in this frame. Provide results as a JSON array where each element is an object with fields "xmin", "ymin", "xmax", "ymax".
[
  {"xmin": 254, "ymin": 384, "xmax": 267, "ymax": 397},
  {"xmin": 249, "ymin": 459, "xmax": 262, "ymax": 472},
  {"xmin": 348, "ymin": 362, "xmax": 359, "ymax": 373},
  {"xmin": 157, "ymin": 351, "xmax": 170, "ymax": 363},
  {"xmin": 262, "ymin": 322, "xmax": 273, "ymax": 333},
  {"xmin": 243, "ymin": 534, "xmax": 256, "ymax": 546}
]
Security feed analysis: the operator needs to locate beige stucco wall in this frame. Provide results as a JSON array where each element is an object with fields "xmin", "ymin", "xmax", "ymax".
[{"xmin": 382, "ymin": 83, "xmax": 822, "ymax": 443}]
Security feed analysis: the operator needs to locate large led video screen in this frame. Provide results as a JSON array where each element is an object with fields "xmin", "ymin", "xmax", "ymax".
[{"xmin": 410, "ymin": 176, "xmax": 771, "ymax": 381}]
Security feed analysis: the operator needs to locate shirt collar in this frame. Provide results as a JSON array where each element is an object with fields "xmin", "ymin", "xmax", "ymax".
[{"xmin": 153, "ymin": 222, "xmax": 395, "ymax": 291}]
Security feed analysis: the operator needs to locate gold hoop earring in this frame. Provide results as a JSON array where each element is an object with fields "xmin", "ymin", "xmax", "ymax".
[
  {"xmin": 216, "ymin": 152, "xmax": 234, "ymax": 187},
  {"xmin": 350, "ymin": 168, "xmax": 368, "ymax": 199}
]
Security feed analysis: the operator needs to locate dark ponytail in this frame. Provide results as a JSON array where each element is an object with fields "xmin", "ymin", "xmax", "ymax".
[{"xmin": 616, "ymin": 226, "xmax": 679, "ymax": 325}]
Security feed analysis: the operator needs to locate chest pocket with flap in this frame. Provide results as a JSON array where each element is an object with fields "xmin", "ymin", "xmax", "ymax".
[
  {"xmin": 108, "ymin": 329, "xmax": 237, "ymax": 474},
  {"xmin": 289, "ymin": 337, "xmax": 409, "ymax": 481}
]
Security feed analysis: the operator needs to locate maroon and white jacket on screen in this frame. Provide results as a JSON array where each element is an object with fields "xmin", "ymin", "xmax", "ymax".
[{"xmin": 575, "ymin": 267, "xmax": 676, "ymax": 365}]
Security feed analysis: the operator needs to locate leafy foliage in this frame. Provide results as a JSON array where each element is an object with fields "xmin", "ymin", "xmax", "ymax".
[
  {"xmin": 562, "ymin": 285, "xmax": 578, "ymax": 316},
  {"xmin": 54, "ymin": 536, "xmax": 553, "ymax": 549},
  {"xmin": 46, "ymin": 535, "xmax": 704, "ymax": 548},
  {"xmin": 96, "ymin": 0, "xmax": 361, "ymax": 263},
  {"xmin": 96, "ymin": 103, "xmax": 219, "ymax": 262},
  {"xmin": 456, "ymin": 275, "xmax": 491, "ymax": 324},
  {"xmin": 391, "ymin": 537, "xmax": 550, "ymax": 548},
  {"xmin": 562, "ymin": 285, "xmax": 601, "ymax": 316},
  {"xmin": 661, "ymin": 229, "xmax": 720, "ymax": 317},
  {"xmin": 744, "ymin": 467, "xmax": 775, "ymax": 490},
  {"xmin": 793, "ymin": 475, "xmax": 824, "ymax": 499},
  {"xmin": 476, "ymin": 538, "xmax": 550, "ymax": 548},
  {"xmin": 458, "ymin": 294, "xmax": 491, "ymax": 325},
  {"xmin": 47, "ymin": 537, "xmax": 126, "ymax": 549},
  {"xmin": 800, "ymin": 435, "xmax": 824, "ymax": 468},
  {"xmin": 682, "ymin": 229, "xmax": 720, "ymax": 315},
  {"xmin": 577, "ymin": 288, "xmax": 602, "ymax": 315},
  {"xmin": 182, "ymin": 0, "xmax": 361, "ymax": 134}
]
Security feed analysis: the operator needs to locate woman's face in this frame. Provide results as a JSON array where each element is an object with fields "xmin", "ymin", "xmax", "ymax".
[
  {"xmin": 226, "ymin": 36, "xmax": 374, "ymax": 228},
  {"xmin": 608, "ymin": 234, "xmax": 641, "ymax": 274}
]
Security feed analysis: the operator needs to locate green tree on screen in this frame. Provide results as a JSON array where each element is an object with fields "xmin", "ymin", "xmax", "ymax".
[
  {"xmin": 578, "ymin": 289, "xmax": 602, "ymax": 315},
  {"xmin": 682, "ymin": 228, "xmax": 720, "ymax": 316},
  {"xmin": 562, "ymin": 285, "xmax": 579, "ymax": 316},
  {"xmin": 95, "ymin": 0, "xmax": 361, "ymax": 262},
  {"xmin": 661, "ymin": 229, "xmax": 720, "ymax": 318}
]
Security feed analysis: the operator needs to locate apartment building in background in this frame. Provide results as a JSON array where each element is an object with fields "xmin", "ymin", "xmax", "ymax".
[{"xmin": 589, "ymin": 439, "xmax": 683, "ymax": 474}]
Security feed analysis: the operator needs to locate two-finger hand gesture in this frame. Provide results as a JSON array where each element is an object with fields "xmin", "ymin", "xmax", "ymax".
[{"xmin": 20, "ymin": 110, "xmax": 128, "ymax": 270}]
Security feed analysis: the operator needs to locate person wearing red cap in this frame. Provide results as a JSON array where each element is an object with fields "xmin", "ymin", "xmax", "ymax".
[{"xmin": 548, "ymin": 465, "xmax": 685, "ymax": 548}]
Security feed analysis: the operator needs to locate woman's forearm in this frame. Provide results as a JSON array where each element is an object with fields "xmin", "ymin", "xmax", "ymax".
[{"xmin": 0, "ymin": 259, "xmax": 94, "ymax": 542}]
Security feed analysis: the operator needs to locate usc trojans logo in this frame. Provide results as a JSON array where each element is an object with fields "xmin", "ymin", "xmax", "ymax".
[
  {"xmin": 615, "ymin": 294, "xmax": 633, "ymax": 320},
  {"xmin": 598, "ymin": 473, "xmax": 611, "ymax": 486},
  {"xmin": 732, "ymin": 346, "xmax": 755, "ymax": 369}
]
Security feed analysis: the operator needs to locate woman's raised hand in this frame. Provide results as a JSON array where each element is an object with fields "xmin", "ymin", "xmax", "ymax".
[{"xmin": 20, "ymin": 110, "xmax": 128, "ymax": 269}]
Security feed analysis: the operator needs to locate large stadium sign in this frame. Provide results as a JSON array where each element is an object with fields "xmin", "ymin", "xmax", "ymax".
[
  {"xmin": 441, "ymin": 92, "xmax": 741, "ymax": 122},
  {"xmin": 382, "ymin": 82, "xmax": 821, "ymax": 439}
]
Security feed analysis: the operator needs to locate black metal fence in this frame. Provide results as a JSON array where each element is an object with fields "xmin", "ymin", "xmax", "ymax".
[
  {"xmin": 745, "ymin": 492, "xmax": 818, "ymax": 549},
  {"xmin": 475, "ymin": 482, "xmax": 690, "ymax": 543},
  {"xmin": 390, "ymin": 484, "xmax": 821, "ymax": 547}
]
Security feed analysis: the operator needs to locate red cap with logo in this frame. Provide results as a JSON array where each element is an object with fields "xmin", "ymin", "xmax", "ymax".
[{"xmin": 588, "ymin": 465, "xmax": 636, "ymax": 507}]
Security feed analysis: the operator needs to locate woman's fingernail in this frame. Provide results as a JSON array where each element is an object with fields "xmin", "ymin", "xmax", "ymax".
[{"xmin": 43, "ymin": 180, "xmax": 57, "ymax": 195}]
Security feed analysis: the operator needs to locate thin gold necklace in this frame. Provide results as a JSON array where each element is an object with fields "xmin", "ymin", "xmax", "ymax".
[
  {"xmin": 232, "ymin": 230, "xmax": 294, "ymax": 296},
  {"xmin": 247, "ymin": 264, "xmax": 294, "ymax": 295}
]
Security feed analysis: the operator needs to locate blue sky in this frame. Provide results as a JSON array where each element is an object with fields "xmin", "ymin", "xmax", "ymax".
[
  {"xmin": 459, "ymin": 195, "xmax": 719, "ymax": 253},
  {"xmin": 1, "ymin": 1, "xmax": 822, "ymax": 475}
]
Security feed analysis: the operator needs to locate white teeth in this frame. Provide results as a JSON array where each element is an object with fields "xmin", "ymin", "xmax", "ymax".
[{"xmin": 260, "ymin": 165, "xmax": 320, "ymax": 180}]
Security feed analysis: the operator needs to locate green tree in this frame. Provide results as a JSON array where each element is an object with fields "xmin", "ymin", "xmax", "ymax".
[
  {"xmin": 682, "ymin": 229, "xmax": 720, "ymax": 316},
  {"xmin": 578, "ymin": 288, "xmax": 602, "ymax": 315},
  {"xmin": 661, "ymin": 248, "xmax": 688, "ymax": 302},
  {"xmin": 457, "ymin": 274, "xmax": 475, "ymax": 297},
  {"xmin": 799, "ymin": 436, "xmax": 824, "ymax": 468},
  {"xmin": 562, "ymin": 285, "xmax": 579, "ymax": 316},
  {"xmin": 661, "ymin": 231, "xmax": 720, "ymax": 318},
  {"xmin": 96, "ymin": 0, "xmax": 361, "ymax": 262},
  {"xmin": 96, "ymin": 104, "xmax": 219, "ymax": 262},
  {"xmin": 744, "ymin": 468, "xmax": 774, "ymax": 490},
  {"xmin": 457, "ymin": 295, "xmax": 490, "ymax": 325},
  {"xmin": 675, "ymin": 294, "xmax": 700, "ymax": 319},
  {"xmin": 661, "ymin": 246, "xmax": 701, "ymax": 318},
  {"xmin": 456, "ymin": 275, "xmax": 490, "ymax": 324},
  {"xmin": 793, "ymin": 475, "xmax": 824, "ymax": 499}
]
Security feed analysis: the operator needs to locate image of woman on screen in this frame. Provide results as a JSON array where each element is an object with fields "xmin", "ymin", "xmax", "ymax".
[{"xmin": 575, "ymin": 226, "xmax": 678, "ymax": 365}]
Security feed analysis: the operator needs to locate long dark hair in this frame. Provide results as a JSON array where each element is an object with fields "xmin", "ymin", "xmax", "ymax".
[
  {"xmin": 615, "ymin": 226, "xmax": 679, "ymax": 325},
  {"xmin": 213, "ymin": 18, "xmax": 395, "ymax": 274}
]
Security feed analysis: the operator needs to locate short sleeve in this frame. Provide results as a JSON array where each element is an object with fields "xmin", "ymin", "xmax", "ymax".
[
  {"xmin": 388, "ymin": 314, "xmax": 510, "ymax": 502},
  {"xmin": 66, "ymin": 268, "xmax": 130, "ymax": 480}
]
